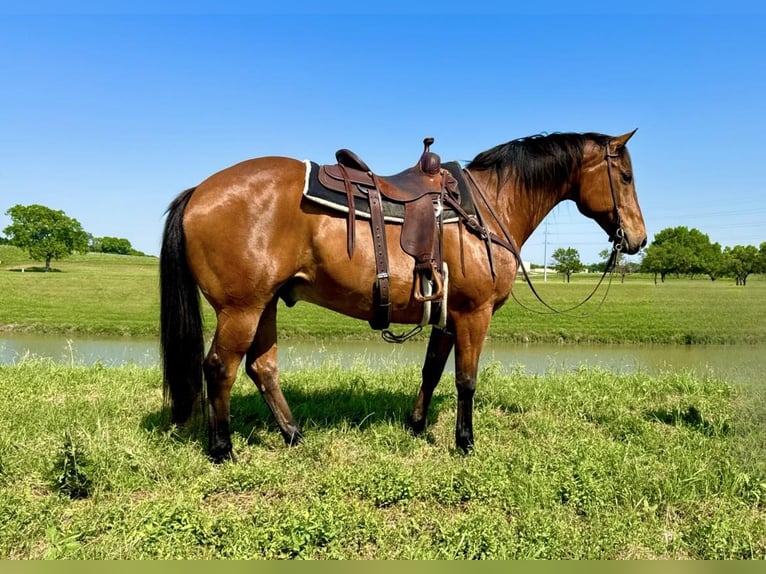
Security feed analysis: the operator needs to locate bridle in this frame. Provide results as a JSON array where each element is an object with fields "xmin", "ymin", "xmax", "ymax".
[
  {"xmin": 464, "ymin": 141, "xmax": 626, "ymax": 316},
  {"xmin": 605, "ymin": 143, "xmax": 627, "ymax": 254}
]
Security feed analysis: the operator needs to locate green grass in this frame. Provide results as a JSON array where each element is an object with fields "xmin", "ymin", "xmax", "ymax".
[
  {"xmin": 0, "ymin": 360, "xmax": 764, "ymax": 559},
  {"xmin": 489, "ymin": 273, "xmax": 766, "ymax": 344},
  {"xmin": 2, "ymin": 245, "xmax": 766, "ymax": 344},
  {"xmin": 0, "ymin": 246, "xmax": 159, "ymax": 336}
]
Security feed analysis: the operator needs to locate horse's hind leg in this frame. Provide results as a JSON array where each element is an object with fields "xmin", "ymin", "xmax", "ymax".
[
  {"xmin": 407, "ymin": 327, "xmax": 455, "ymax": 435},
  {"xmin": 203, "ymin": 308, "xmax": 259, "ymax": 463},
  {"xmin": 245, "ymin": 298, "xmax": 302, "ymax": 445}
]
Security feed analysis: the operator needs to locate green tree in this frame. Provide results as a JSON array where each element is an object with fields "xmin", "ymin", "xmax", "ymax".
[
  {"xmin": 639, "ymin": 226, "xmax": 718, "ymax": 282},
  {"xmin": 724, "ymin": 244, "xmax": 760, "ymax": 286},
  {"xmin": 551, "ymin": 247, "xmax": 583, "ymax": 283},
  {"xmin": 3, "ymin": 204, "xmax": 89, "ymax": 271},
  {"xmin": 700, "ymin": 241, "xmax": 726, "ymax": 281},
  {"xmin": 97, "ymin": 236, "xmax": 134, "ymax": 255}
]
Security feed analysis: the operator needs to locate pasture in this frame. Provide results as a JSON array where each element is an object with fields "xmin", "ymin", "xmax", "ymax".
[
  {"xmin": 1, "ymin": 361, "xmax": 764, "ymax": 559},
  {"xmin": 1, "ymin": 246, "xmax": 765, "ymax": 558},
  {"xmin": 2, "ymin": 246, "xmax": 766, "ymax": 344}
]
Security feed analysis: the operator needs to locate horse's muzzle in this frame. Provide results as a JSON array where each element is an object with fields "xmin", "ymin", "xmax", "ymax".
[
  {"xmin": 621, "ymin": 233, "xmax": 648, "ymax": 255},
  {"xmin": 611, "ymin": 228, "xmax": 647, "ymax": 255}
]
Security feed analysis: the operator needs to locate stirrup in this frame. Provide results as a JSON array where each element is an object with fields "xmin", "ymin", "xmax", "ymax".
[{"xmin": 413, "ymin": 264, "xmax": 444, "ymax": 302}]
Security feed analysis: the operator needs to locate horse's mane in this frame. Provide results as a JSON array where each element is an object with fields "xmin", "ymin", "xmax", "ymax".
[{"xmin": 467, "ymin": 132, "xmax": 612, "ymax": 192}]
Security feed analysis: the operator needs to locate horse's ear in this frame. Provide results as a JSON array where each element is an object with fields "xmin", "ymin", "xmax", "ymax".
[{"xmin": 610, "ymin": 129, "xmax": 638, "ymax": 150}]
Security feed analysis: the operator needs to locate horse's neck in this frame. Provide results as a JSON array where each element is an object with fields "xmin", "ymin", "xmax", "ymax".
[{"xmin": 471, "ymin": 170, "xmax": 570, "ymax": 249}]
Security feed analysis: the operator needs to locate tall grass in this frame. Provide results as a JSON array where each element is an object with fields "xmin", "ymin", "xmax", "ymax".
[
  {"xmin": 0, "ymin": 360, "xmax": 764, "ymax": 559},
  {"xmin": 2, "ymin": 245, "xmax": 766, "ymax": 344}
]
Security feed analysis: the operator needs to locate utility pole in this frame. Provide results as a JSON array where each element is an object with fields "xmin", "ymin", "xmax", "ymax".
[{"xmin": 543, "ymin": 218, "xmax": 549, "ymax": 282}]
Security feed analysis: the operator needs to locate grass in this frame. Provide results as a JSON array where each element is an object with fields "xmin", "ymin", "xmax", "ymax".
[
  {"xmin": 0, "ymin": 360, "xmax": 764, "ymax": 559},
  {"xmin": 489, "ymin": 273, "xmax": 766, "ymax": 344},
  {"xmin": 0, "ymin": 246, "xmax": 159, "ymax": 336},
  {"xmin": 2, "ymin": 245, "xmax": 765, "ymax": 559},
  {"xmin": 2, "ymin": 245, "xmax": 766, "ymax": 343}
]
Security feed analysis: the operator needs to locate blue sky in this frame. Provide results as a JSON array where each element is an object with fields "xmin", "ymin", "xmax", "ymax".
[{"xmin": 1, "ymin": 3, "xmax": 764, "ymax": 265}]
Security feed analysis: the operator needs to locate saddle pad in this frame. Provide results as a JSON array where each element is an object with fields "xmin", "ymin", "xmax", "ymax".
[{"xmin": 302, "ymin": 161, "xmax": 477, "ymax": 223}]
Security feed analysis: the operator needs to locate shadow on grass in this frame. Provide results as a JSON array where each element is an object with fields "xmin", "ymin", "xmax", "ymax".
[
  {"xmin": 141, "ymin": 382, "xmax": 451, "ymax": 450},
  {"xmin": 644, "ymin": 404, "xmax": 731, "ymax": 436},
  {"xmin": 8, "ymin": 266, "xmax": 61, "ymax": 272}
]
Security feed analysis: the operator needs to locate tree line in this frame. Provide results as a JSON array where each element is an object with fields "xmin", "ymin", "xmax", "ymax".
[
  {"xmin": 548, "ymin": 226, "xmax": 764, "ymax": 286},
  {"xmin": 639, "ymin": 226, "xmax": 765, "ymax": 285},
  {"xmin": 2, "ymin": 204, "xmax": 146, "ymax": 271}
]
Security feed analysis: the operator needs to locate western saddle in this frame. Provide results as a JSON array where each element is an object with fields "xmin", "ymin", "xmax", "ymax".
[{"xmin": 317, "ymin": 138, "xmax": 459, "ymax": 333}]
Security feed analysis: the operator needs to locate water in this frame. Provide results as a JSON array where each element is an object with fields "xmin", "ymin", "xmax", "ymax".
[{"xmin": 1, "ymin": 332, "xmax": 763, "ymax": 385}]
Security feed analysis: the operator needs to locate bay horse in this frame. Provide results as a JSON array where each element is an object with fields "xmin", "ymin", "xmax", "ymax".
[{"xmin": 160, "ymin": 130, "xmax": 647, "ymax": 462}]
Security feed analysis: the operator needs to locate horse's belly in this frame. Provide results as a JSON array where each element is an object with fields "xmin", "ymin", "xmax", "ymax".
[{"xmin": 281, "ymin": 268, "xmax": 426, "ymax": 325}]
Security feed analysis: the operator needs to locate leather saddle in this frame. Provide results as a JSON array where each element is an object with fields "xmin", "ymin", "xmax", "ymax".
[
  {"xmin": 317, "ymin": 138, "xmax": 457, "ymax": 330},
  {"xmin": 322, "ymin": 137, "xmax": 447, "ymax": 203}
]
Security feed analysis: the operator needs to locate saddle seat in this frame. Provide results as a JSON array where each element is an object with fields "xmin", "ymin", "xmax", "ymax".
[{"xmin": 326, "ymin": 137, "xmax": 445, "ymax": 203}]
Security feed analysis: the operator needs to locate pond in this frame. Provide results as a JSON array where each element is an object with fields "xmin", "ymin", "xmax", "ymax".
[{"xmin": 1, "ymin": 332, "xmax": 763, "ymax": 387}]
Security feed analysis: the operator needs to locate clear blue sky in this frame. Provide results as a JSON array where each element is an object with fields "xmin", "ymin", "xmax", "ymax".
[{"xmin": 1, "ymin": 2, "xmax": 764, "ymax": 265}]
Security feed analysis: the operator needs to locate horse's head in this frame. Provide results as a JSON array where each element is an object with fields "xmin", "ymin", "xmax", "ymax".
[{"xmin": 576, "ymin": 130, "xmax": 647, "ymax": 254}]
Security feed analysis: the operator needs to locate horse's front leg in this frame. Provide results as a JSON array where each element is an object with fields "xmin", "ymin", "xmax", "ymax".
[
  {"xmin": 407, "ymin": 326, "xmax": 455, "ymax": 435},
  {"xmin": 452, "ymin": 309, "xmax": 492, "ymax": 453}
]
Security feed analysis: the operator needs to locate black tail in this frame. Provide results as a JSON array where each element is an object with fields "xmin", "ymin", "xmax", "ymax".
[{"xmin": 160, "ymin": 187, "xmax": 204, "ymax": 425}]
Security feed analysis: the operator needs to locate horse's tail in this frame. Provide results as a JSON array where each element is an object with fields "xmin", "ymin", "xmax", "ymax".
[{"xmin": 160, "ymin": 187, "xmax": 204, "ymax": 425}]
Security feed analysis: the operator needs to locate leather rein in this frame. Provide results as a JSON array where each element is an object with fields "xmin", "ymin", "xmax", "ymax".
[{"xmin": 462, "ymin": 143, "xmax": 625, "ymax": 316}]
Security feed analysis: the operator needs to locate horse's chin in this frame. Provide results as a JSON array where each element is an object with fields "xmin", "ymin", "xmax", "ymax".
[{"xmin": 619, "ymin": 232, "xmax": 648, "ymax": 255}]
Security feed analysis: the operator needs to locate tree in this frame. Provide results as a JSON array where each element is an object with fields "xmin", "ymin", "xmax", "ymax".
[
  {"xmin": 98, "ymin": 236, "xmax": 134, "ymax": 255},
  {"xmin": 699, "ymin": 241, "xmax": 726, "ymax": 281},
  {"xmin": 640, "ymin": 242, "xmax": 672, "ymax": 283},
  {"xmin": 551, "ymin": 247, "xmax": 583, "ymax": 283},
  {"xmin": 724, "ymin": 245, "xmax": 760, "ymax": 286},
  {"xmin": 639, "ymin": 226, "xmax": 718, "ymax": 282},
  {"xmin": 3, "ymin": 204, "xmax": 89, "ymax": 271}
]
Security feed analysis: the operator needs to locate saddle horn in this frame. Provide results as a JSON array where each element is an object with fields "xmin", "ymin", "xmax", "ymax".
[{"xmin": 419, "ymin": 137, "xmax": 440, "ymax": 175}]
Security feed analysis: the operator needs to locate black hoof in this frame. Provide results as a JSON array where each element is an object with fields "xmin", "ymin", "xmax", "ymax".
[
  {"xmin": 456, "ymin": 433, "xmax": 474, "ymax": 455},
  {"xmin": 209, "ymin": 449, "xmax": 236, "ymax": 464},
  {"xmin": 406, "ymin": 414, "xmax": 427, "ymax": 435},
  {"xmin": 282, "ymin": 427, "xmax": 304, "ymax": 446},
  {"xmin": 208, "ymin": 440, "xmax": 235, "ymax": 464}
]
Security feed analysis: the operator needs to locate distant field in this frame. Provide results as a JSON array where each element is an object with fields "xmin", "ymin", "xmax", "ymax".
[{"xmin": 2, "ymin": 245, "xmax": 765, "ymax": 344}]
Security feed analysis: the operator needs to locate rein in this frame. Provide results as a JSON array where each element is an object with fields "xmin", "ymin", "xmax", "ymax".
[{"xmin": 463, "ymin": 143, "xmax": 625, "ymax": 317}]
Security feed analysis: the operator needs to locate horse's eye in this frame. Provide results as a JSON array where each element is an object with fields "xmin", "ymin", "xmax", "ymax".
[{"xmin": 621, "ymin": 172, "xmax": 633, "ymax": 184}]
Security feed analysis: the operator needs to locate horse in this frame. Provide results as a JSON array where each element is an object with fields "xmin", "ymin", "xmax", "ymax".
[{"xmin": 160, "ymin": 130, "xmax": 647, "ymax": 462}]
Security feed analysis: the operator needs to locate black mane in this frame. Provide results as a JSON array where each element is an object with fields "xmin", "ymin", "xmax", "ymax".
[{"xmin": 467, "ymin": 132, "xmax": 611, "ymax": 191}]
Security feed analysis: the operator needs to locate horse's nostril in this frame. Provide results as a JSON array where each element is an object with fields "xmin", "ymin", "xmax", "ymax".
[{"xmin": 641, "ymin": 237, "xmax": 648, "ymax": 248}]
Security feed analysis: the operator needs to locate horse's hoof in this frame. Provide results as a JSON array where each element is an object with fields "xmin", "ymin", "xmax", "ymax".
[
  {"xmin": 283, "ymin": 427, "xmax": 304, "ymax": 446},
  {"xmin": 406, "ymin": 414, "xmax": 427, "ymax": 435},
  {"xmin": 209, "ymin": 451, "xmax": 236, "ymax": 464},
  {"xmin": 455, "ymin": 433, "xmax": 474, "ymax": 455},
  {"xmin": 208, "ymin": 442, "xmax": 236, "ymax": 464}
]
